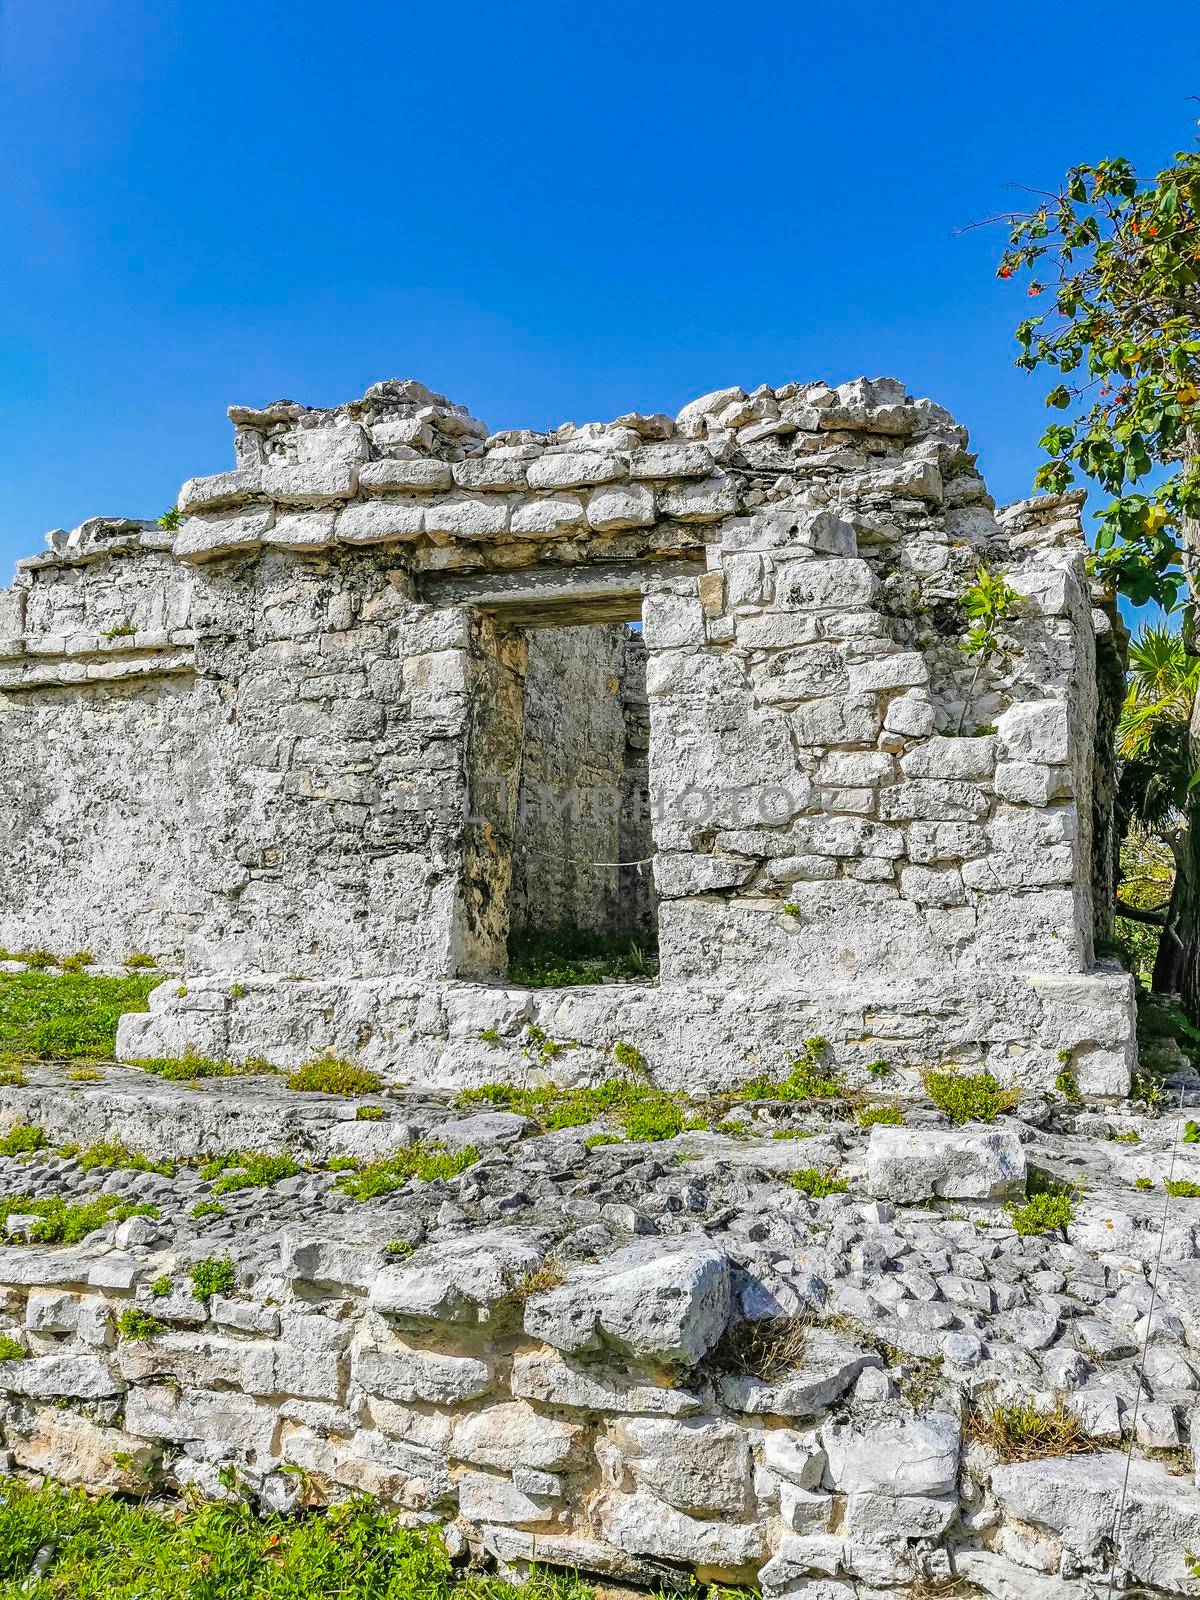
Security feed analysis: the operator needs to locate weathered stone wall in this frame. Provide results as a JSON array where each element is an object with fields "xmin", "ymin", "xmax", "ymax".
[{"xmin": 0, "ymin": 376, "xmax": 1137, "ymax": 1091}]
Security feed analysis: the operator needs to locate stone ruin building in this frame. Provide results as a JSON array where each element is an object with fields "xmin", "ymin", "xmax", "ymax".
[
  {"xmin": 0, "ymin": 374, "xmax": 1134, "ymax": 1094},
  {"xmin": 4, "ymin": 378, "xmax": 1196, "ymax": 1600}
]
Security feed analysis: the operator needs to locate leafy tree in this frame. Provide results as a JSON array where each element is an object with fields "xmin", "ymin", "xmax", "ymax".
[{"xmin": 995, "ymin": 129, "xmax": 1200, "ymax": 1010}]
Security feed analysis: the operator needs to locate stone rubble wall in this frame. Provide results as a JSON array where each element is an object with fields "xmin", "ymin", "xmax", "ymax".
[
  {"xmin": 0, "ymin": 376, "xmax": 1136, "ymax": 1089},
  {"xmin": 0, "ymin": 1082, "xmax": 1198, "ymax": 1598}
]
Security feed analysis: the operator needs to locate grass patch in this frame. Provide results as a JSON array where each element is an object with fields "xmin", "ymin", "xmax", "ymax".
[
  {"xmin": 857, "ymin": 1104, "xmax": 903, "ymax": 1128},
  {"xmin": 0, "ymin": 973, "xmax": 159, "ymax": 1060},
  {"xmin": 131, "ymin": 1051, "xmax": 274, "ymax": 1082},
  {"xmin": 189, "ymin": 1258, "xmax": 235, "ymax": 1303},
  {"xmin": 0, "ymin": 1485, "xmax": 596, "ymax": 1600},
  {"xmin": 967, "ymin": 1398, "xmax": 1093, "ymax": 1462},
  {"xmin": 0, "ymin": 1063, "xmax": 26, "ymax": 1086},
  {"xmin": 334, "ymin": 1144, "xmax": 478, "ymax": 1202},
  {"xmin": 1165, "ymin": 1179, "xmax": 1200, "ymax": 1198},
  {"xmin": 0, "ymin": 1194, "xmax": 157, "ymax": 1245},
  {"xmin": 200, "ymin": 1152, "xmax": 303, "ymax": 1194},
  {"xmin": 924, "ymin": 1068, "xmax": 1020, "ymax": 1125},
  {"xmin": 76, "ymin": 1140, "xmax": 175, "ymax": 1178},
  {"xmin": 507, "ymin": 927, "xmax": 657, "ymax": 988},
  {"xmin": 285, "ymin": 1058, "xmax": 383, "ymax": 1096},
  {"xmin": 0, "ymin": 1123, "xmax": 47, "ymax": 1156},
  {"xmin": 115, "ymin": 1308, "xmax": 165, "ymax": 1342},
  {"xmin": 456, "ymin": 1078, "xmax": 702, "ymax": 1142},
  {"xmin": 791, "ymin": 1167, "xmax": 848, "ymax": 1198}
]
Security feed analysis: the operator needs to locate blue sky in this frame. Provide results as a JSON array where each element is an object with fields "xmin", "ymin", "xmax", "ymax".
[{"xmin": 2, "ymin": 0, "xmax": 1198, "ymax": 612}]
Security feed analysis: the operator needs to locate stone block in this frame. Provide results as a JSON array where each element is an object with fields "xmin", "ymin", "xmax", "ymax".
[
  {"xmin": 867, "ymin": 1126, "xmax": 1025, "ymax": 1203},
  {"xmin": 527, "ymin": 452, "xmax": 625, "ymax": 490},
  {"xmin": 360, "ymin": 459, "xmax": 452, "ymax": 493},
  {"xmin": 586, "ymin": 482, "xmax": 656, "ymax": 531}
]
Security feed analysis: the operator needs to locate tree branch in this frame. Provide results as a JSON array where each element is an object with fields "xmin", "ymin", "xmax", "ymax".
[{"xmin": 1116, "ymin": 898, "xmax": 1169, "ymax": 926}]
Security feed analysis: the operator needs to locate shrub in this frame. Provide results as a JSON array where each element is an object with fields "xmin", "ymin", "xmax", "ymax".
[
  {"xmin": 200, "ymin": 1152, "xmax": 302, "ymax": 1193},
  {"xmin": 0, "ymin": 1336, "xmax": 25, "ymax": 1362},
  {"xmin": 791, "ymin": 1167, "xmax": 848, "ymax": 1198},
  {"xmin": 0, "ymin": 1123, "xmax": 47, "ymax": 1156},
  {"xmin": 150, "ymin": 1275, "xmax": 171, "ymax": 1298},
  {"xmin": 967, "ymin": 1399, "xmax": 1092, "ymax": 1462},
  {"xmin": 857, "ymin": 1104, "xmax": 903, "ymax": 1128},
  {"xmin": 741, "ymin": 1038, "xmax": 842, "ymax": 1102},
  {"xmin": 356, "ymin": 1106, "xmax": 384, "ymax": 1122},
  {"xmin": 0, "ymin": 1194, "xmax": 157, "ymax": 1246},
  {"xmin": 124, "ymin": 953, "xmax": 157, "ymax": 970},
  {"xmin": 335, "ymin": 1144, "xmax": 478, "ymax": 1202},
  {"xmin": 191, "ymin": 1201, "xmax": 226, "ymax": 1220},
  {"xmin": 189, "ymin": 1258, "xmax": 235, "ymax": 1303},
  {"xmin": 285, "ymin": 1058, "xmax": 383, "ymax": 1096},
  {"xmin": 1135, "ymin": 1175, "xmax": 1155, "ymax": 1191},
  {"xmin": 116, "ymin": 1308, "xmax": 165, "ymax": 1342},
  {"xmin": 924, "ymin": 1068, "xmax": 1020, "ymax": 1124},
  {"xmin": 1165, "ymin": 1179, "xmax": 1200, "ymax": 1198}
]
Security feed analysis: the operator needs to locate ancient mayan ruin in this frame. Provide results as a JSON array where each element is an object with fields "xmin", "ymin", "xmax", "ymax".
[{"xmin": 2, "ymin": 377, "xmax": 1198, "ymax": 1600}]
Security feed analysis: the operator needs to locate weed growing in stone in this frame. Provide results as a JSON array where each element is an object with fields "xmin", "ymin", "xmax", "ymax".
[
  {"xmin": 124, "ymin": 953, "xmax": 157, "ymax": 969},
  {"xmin": 1007, "ymin": 1191, "xmax": 1075, "ymax": 1236},
  {"xmin": 132, "ymin": 1051, "xmax": 275, "ymax": 1082},
  {"xmin": 356, "ymin": 1106, "xmax": 384, "ymax": 1121},
  {"xmin": 1112, "ymin": 1129, "xmax": 1141, "ymax": 1143},
  {"xmin": 967, "ymin": 1398, "xmax": 1092, "ymax": 1461},
  {"xmin": 507, "ymin": 926, "xmax": 658, "ymax": 988},
  {"xmin": 714, "ymin": 1314, "xmax": 808, "ymax": 1382},
  {"xmin": 1135, "ymin": 1175, "xmax": 1155, "ymax": 1191},
  {"xmin": 150, "ymin": 1275, "xmax": 171, "ymax": 1297},
  {"xmin": 115, "ymin": 1308, "xmax": 165, "ymax": 1342},
  {"xmin": 866, "ymin": 1058, "xmax": 893, "ymax": 1078},
  {"xmin": 458, "ymin": 1079, "xmax": 702, "ymax": 1142},
  {"xmin": 335, "ymin": 1143, "xmax": 478, "ymax": 1201},
  {"xmin": 67, "ymin": 1067, "xmax": 104, "ymax": 1082},
  {"xmin": 200, "ymin": 1152, "xmax": 302, "ymax": 1193},
  {"xmin": 611, "ymin": 1041, "xmax": 648, "ymax": 1075},
  {"xmin": 0, "ymin": 1123, "xmax": 47, "ymax": 1156},
  {"xmin": 0, "ymin": 1063, "xmax": 27, "ymax": 1086},
  {"xmin": 384, "ymin": 1240, "xmax": 413, "ymax": 1259},
  {"xmin": 189, "ymin": 1257, "xmax": 235, "ymax": 1302},
  {"xmin": 191, "ymin": 1201, "xmax": 226, "ymax": 1220},
  {"xmin": 791, "ymin": 1167, "xmax": 849, "ymax": 1198},
  {"xmin": 1054, "ymin": 1064, "xmax": 1081, "ymax": 1102},
  {"xmin": 924, "ymin": 1069, "xmax": 1020, "ymax": 1125},
  {"xmin": 1165, "ymin": 1178, "xmax": 1200, "ymax": 1198},
  {"xmin": 742, "ymin": 1038, "xmax": 842, "ymax": 1102},
  {"xmin": 0, "ymin": 972, "xmax": 158, "ymax": 1060},
  {"xmin": 0, "ymin": 1336, "xmax": 25, "ymax": 1362},
  {"xmin": 0, "ymin": 1194, "xmax": 157, "ymax": 1245},
  {"xmin": 285, "ymin": 1058, "xmax": 383, "ymax": 1096},
  {"xmin": 57, "ymin": 952, "xmax": 94, "ymax": 974}
]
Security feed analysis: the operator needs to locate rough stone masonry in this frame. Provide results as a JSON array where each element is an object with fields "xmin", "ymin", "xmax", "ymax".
[{"xmin": 0, "ymin": 375, "xmax": 1134, "ymax": 1094}]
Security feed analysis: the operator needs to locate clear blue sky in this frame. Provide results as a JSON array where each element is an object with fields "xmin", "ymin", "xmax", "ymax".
[{"xmin": 2, "ymin": 0, "xmax": 1199, "ymax": 601}]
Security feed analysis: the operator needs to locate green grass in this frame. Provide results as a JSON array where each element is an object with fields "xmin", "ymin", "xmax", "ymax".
[
  {"xmin": 0, "ymin": 1123, "xmax": 47, "ymax": 1156},
  {"xmin": 75, "ymin": 1140, "xmax": 175, "ymax": 1177},
  {"xmin": 0, "ymin": 973, "xmax": 159, "ymax": 1060},
  {"xmin": 131, "ymin": 1051, "xmax": 275, "ymax": 1082},
  {"xmin": 0, "ymin": 1194, "xmax": 157, "ymax": 1245},
  {"xmin": 0, "ymin": 1484, "xmax": 597, "ymax": 1600},
  {"xmin": 506, "ymin": 927, "xmax": 658, "ymax": 988},
  {"xmin": 285, "ymin": 1059, "xmax": 383, "ymax": 1096},
  {"xmin": 924, "ymin": 1068, "xmax": 1020, "ymax": 1124},
  {"xmin": 115, "ymin": 1308, "xmax": 165, "ymax": 1342},
  {"xmin": 967, "ymin": 1398, "xmax": 1092, "ymax": 1462},
  {"xmin": 334, "ymin": 1144, "xmax": 479, "ymax": 1201},
  {"xmin": 191, "ymin": 1201, "xmax": 226, "ymax": 1220},
  {"xmin": 790, "ymin": 1167, "xmax": 849, "ymax": 1198},
  {"xmin": 856, "ymin": 1104, "xmax": 903, "ymax": 1128},
  {"xmin": 200, "ymin": 1152, "xmax": 303, "ymax": 1194},
  {"xmin": 190, "ymin": 1258, "xmax": 235, "ymax": 1302},
  {"xmin": 455, "ymin": 1078, "xmax": 703, "ymax": 1141},
  {"xmin": 1165, "ymin": 1179, "xmax": 1200, "ymax": 1198}
]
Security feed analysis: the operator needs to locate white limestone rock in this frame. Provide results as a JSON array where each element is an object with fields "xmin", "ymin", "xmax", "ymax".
[{"xmin": 867, "ymin": 1125, "xmax": 1026, "ymax": 1203}]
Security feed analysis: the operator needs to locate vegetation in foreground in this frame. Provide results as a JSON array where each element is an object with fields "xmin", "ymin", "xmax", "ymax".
[
  {"xmin": 0, "ymin": 1485, "xmax": 601, "ymax": 1600},
  {"xmin": 967, "ymin": 1398, "xmax": 1093, "ymax": 1462},
  {"xmin": 0, "ymin": 973, "xmax": 158, "ymax": 1061}
]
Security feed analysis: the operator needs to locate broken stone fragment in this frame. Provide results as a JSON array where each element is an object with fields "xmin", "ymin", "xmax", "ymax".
[{"xmin": 866, "ymin": 1125, "xmax": 1026, "ymax": 1203}]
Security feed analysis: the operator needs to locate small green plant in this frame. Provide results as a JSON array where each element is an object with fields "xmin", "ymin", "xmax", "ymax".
[
  {"xmin": 131, "ymin": 1050, "xmax": 274, "ymax": 1082},
  {"xmin": 68, "ymin": 1067, "xmax": 104, "ymax": 1082},
  {"xmin": 1131, "ymin": 1068, "xmax": 1169, "ymax": 1111},
  {"xmin": 229, "ymin": 983, "xmax": 247, "ymax": 999},
  {"xmin": 781, "ymin": 903, "xmax": 801, "ymax": 917},
  {"xmin": 791, "ymin": 1167, "xmax": 849, "ymax": 1198},
  {"xmin": 0, "ymin": 1123, "xmax": 47, "ymax": 1156},
  {"xmin": 355, "ymin": 1106, "xmax": 384, "ymax": 1122},
  {"xmin": 77, "ymin": 1140, "xmax": 175, "ymax": 1177},
  {"xmin": 1113, "ymin": 1129, "xmax": 1141, "ymax": 1144},
  {"xmin": 866, "ymin": 1058, "xmax": 892, "ymax": 1078},
  {"xmin": 584, "ymin": 1132, "xmax": 622, "ymax": 1148},
  {"xmin": 771, "ymin": 1127, "xmax": 814, "ymax": 1140},
  {"xmin": 857, "ymin": 1104, "xmax": 903, "ymax": 1128},
  {"xmin": 743, "ymin": 1038, "xmax": 842, "ymax": 1102},
  {"xmin": 200, "ymin": 1151, "xmax": 302, "ymax": 1194},
  {"xmin": 103, "ymin": 618, "xmax": 136, "ymax": 640},
  {"xmin": 1135, "ymin": 1175, "xmax": 1155, "ymax": 1191},
  {"xmin": 611, "ymin": 1040, "xmax": 648, "ymax": 1075},
  {"xmin": 967, "ymin": 1398, "xmax": 1092, "ymax": 1462},
  {"xmin": 0, "ymin": 1194, "xmax": 157, "ymax": 1245},
  {"xmin": 15, "ymin": 949, "xmax": 57, "ymax": 970},
  {"xmin": 1054, "ymin": 1064, "xmax": 1081, "ymax": 1103},
  {"xmin": 57, "ymin": 951, "xmax": 94, "ymax": 974},
  {"xmin": 156, "ymin": 505, "xmax": 183, "ymax": 531},
  {"xmin": 116, "ymin": 1308, "xmax": 165, "ymax": 1342},
  {"xmin": 0, "ymin": 1063, "xmax": 28, "ymax": 1086},
  {"xmin": 150, "ymin": 1274, "xmax": 172, "ymax": 1297},
  {"xmin": 924, "ymin": 1068, "xmax": 1020, "ymax": 1125},
  {"xmin": 335, "ymin": 1143, "xmax": 478, "ymax": 1201},
  {"xmin": 124, "ymin": 953, "xmax": 157, "ymax": 970},
  {"xmin": 1185, "ymin": 1120, "xmax": 1200, "ymax": 1144},
  {"xmin": 956, "ymin": 564, "xmax": 1019, "ymax": 732},
  {"xmin": 191, "ymin": 1201, "xmax": 226, "ymax": 1220},
  {"xmin": 1008, "ymin": 1190, "xmax": 1075, "ymax": 1236},
  {"xmin": 507, "ymin": 925, "xmax": 658, "ymax": 988},
  {"xmin": 1165, "ymin": 1179, "xmax": 1200, "ymax": 1198},
  {"xmin": 0, "ymin": 1335, "xmax": 26, "ymax": 1361},
  {"xmin": 285, "ymin": 1058, "xmax": 383, "ymax": 1096},
  {"xmin": 479, "ymin": 1027, "xmax": 504, "ymax": 1044},
  {"xmin": 384, "ymin": 1240, "xmax": 413, "ymax": 1259},
  {"xmin": 189, "ymin": 1257, "xmax": 235, "ymax": 1303}
]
